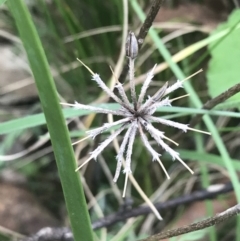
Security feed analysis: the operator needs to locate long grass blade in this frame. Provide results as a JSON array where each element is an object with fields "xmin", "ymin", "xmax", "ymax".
[{"xmin": 7, "ymin": 1, "xmax": 94, "ymax": 240}]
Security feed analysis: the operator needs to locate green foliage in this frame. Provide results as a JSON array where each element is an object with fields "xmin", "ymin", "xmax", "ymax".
[
  {"xmin": 0, "ymin": 0, "xmax": 6, "ymax": 5},
  {"xmin": 207, "ymin": 10, "xmax": 240, "ymax": 108}
]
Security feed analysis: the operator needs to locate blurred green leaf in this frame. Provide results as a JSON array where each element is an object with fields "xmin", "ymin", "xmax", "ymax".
[
  {"xmin": 0, "ymin": 0, "xmax": 6, "ymax": 5},
  {"xmin": 207, "ymin": 10, "xmax": 240, "ymax": 108}
]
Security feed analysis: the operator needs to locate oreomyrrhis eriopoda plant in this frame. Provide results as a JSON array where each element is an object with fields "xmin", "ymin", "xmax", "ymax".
[{"xmin": 61, "ymin": 32, "xmax": 210, "ymax": 197}]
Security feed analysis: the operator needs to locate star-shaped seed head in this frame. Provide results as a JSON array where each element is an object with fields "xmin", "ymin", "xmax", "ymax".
[{"xmin": 61, "ymin": 32, "xmax": 210, "ymax": 197}]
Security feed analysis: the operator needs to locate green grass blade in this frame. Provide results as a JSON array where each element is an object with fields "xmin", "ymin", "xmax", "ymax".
[
  {"xmin": 195, "ymin": 133, "xmax": 216, "ymax": 241},
  {"xmin": 177, "ymin": 150, "xmax": 240, "ymax": 170},
  {"xmin": 7, "ymin": 1, "xmax": 94, "ymax": 240},
  {"xmin": 2, "ymin": 105, "xmax": 240, "ymax": 135}
]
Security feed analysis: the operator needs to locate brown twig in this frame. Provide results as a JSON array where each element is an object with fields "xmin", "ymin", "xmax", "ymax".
[
  {"xmin": 140, "ymin": 203, "xmax": 240, "ymax": 241},
  {"xmin": 137, "ymin": 0, "xmax": 165, "ymax": 49},
  {"xmin": 19, "ymin": 183, "xmax": 234, "ymax": 241},
  {"xmin": 20, "ymin": 227, "xmax": 72, "ymax": 241},
  {"xmin": 119, "ymin": 0, "xmax": 165, "ymax": 82},
  {"xmin": 171, "ymin": 82, "xmax": 240, "ymax": 143},
  {"xmin": 189, "ymin": 82, "xmax": 240, "ymax": 127},
  {"xmin": 92, "ymin": 182, "xmax": 233, "ymax": 229}
]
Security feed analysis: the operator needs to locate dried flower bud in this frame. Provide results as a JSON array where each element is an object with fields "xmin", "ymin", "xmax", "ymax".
[{"xmin": 126, "ymin": 31, "xmax": 138, "ymax": 59}]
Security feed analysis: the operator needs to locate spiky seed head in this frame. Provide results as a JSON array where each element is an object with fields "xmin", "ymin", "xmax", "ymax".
[{"xmin": 61, "ymin": 31, "xmax": 210, "ymax": 199}]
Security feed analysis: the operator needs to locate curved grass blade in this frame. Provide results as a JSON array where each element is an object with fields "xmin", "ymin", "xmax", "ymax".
[{"xmin": 2, "ymin": 105, "xmax": 240, "ymax": 135}]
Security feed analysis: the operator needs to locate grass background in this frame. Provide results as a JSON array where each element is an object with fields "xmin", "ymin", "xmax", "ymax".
[{"xmin": 0, "ymin": 0, "xmax": 240, "ymax": 240}]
